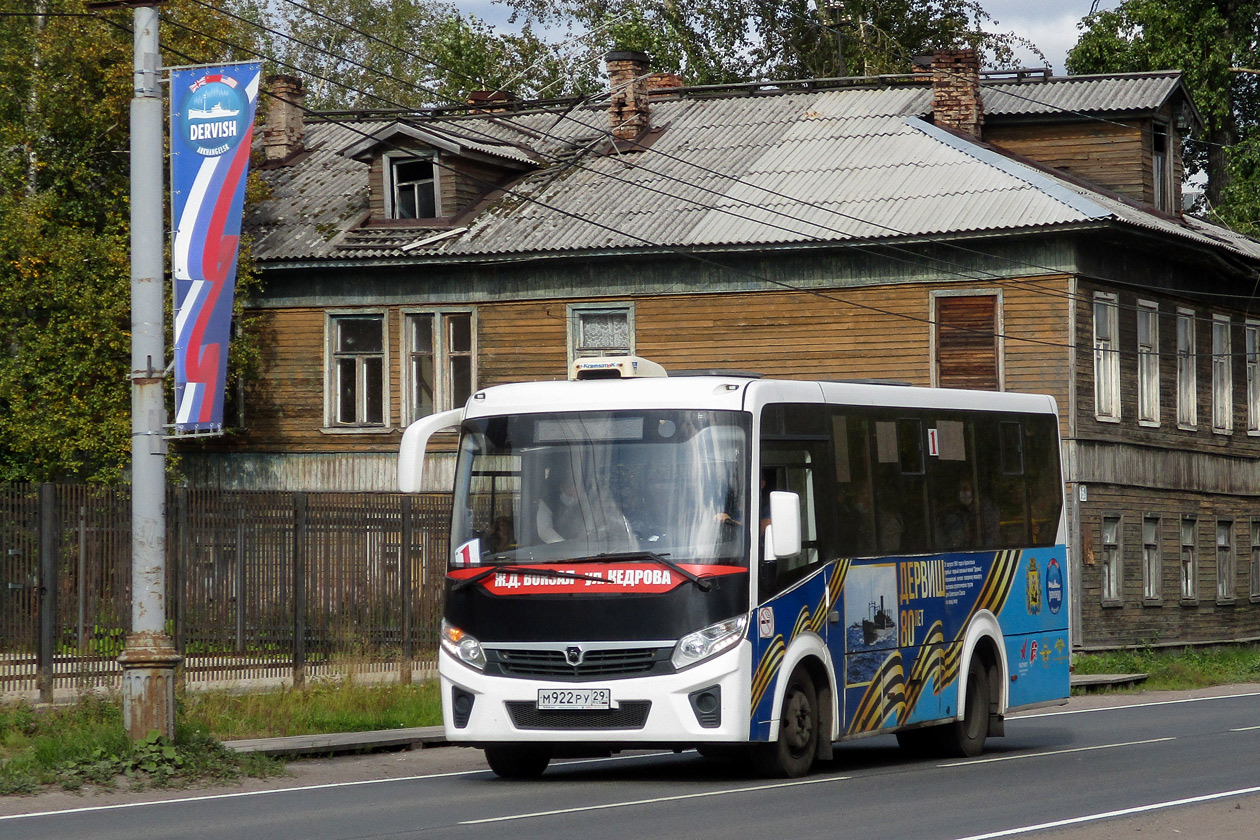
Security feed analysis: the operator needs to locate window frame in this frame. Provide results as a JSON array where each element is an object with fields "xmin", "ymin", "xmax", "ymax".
[
  {"xmin": 401, "ymin": 308, "xmax": 477, "ymax": 425},
  {"xmin": 324, "ymin": 311, "xmax": 390, "ymax": 432},
  {"xmin": 383, "ymin": 151, "xmax": 442, "ymax": 221},
  {"xmin": 1251, "ymin": 518, "xmax": 1260, "ymax": 603},
  {"xmin": 1180, "ymin": 515, "xmax": 1198, "ymax": 604},
  {"xmin": 1093, "ymin": 293, "xmax": 1121, "ymax": 422},
  {"xmin": 1246, "ymin": 321, "xmax": 1260, "ymax": 435},
  {"xmin": 1216, "ymin": 519, "xmax": 1236, "ymax": 604},
  {"xmin": 1137, "ymin": 300, "xmax": 1160, "ymax": 426},
  {"xmin": 1212, "ymin": 314, "xmax": 1233, "ymax": 434},
  {"xmin": 929, "ymin": 289, "xmax": 1004, "ymax": 391},
  {"xmin": 1152, "ymin": 120, "xmax": 1174, "ymax": 213},
  {"xmin": 1176, "ymin": 308, "xmax": 1197, "ymax": 430},
  {"xmin": 1142, "ymin": 514, "xmax": 1161, "ymax": 604},
  {"xmin": 1101, "ymin": 514, "xmax": 1122, "ymax": 606},
  {"xmin": 566, "ymin": 302, "xmax": 636, "ymax": 367}
]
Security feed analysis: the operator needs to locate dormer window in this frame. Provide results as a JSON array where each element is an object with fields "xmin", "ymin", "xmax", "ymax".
[
  {"xmin": 1153, "ymin": 122, "xmax": 1173, "ymax": 213},
  {"xmin": 387, "ymin": 153, "xmax": 440, "ymax": 219}
]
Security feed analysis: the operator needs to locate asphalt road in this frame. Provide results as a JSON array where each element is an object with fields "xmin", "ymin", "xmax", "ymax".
[{"xmin": 4, "ymin": 685, "xmax": 1259, "ymax": 840}]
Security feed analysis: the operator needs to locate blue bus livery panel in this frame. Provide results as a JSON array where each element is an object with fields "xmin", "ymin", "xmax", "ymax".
[{"xmin": 748, "ymin": 544, "xmax": 1069, "ymax": 740}]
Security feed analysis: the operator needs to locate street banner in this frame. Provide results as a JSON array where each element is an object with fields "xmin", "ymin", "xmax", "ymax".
[{"xmin": 170, "ymin": 62, "xmax": 261, "ymax": 433}]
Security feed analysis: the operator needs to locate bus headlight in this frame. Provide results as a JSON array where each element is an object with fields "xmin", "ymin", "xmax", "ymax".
[
  {"xmin": 441, "ymin": 620, "xmax": 486, "ymax": 671},
  {"xmin": 671, "ymin": 615, "xmax": 748, "ymax": 670}
]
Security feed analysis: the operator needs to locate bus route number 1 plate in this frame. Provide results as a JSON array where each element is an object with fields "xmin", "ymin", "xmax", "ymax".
[{"xmin": 537, "ymin": 688, "xmax": 611, "ymax": 710}]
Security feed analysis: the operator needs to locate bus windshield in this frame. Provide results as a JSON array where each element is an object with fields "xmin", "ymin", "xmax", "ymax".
[{"xmin": 450, "ymin": 410, "xmax": 750, "ymax": 569}]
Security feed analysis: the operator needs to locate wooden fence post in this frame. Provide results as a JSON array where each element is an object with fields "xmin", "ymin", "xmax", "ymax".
[
  {"xmin": 400, "ymin": 495, "xmax": 413, "ymax": 686},
  {"xmin": 293, "ymin": 492, "xmax": 307, "ymax": 689},
  {"xmin": 37, "ymin": 483, "xmax": 57, "ymax": 704}
]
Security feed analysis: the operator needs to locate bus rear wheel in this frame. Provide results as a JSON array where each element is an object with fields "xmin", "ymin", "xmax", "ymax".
[
  {"xmin": 944, "ymin": 655, "xmax": 990, "ymax": 758},
  {"xmin": 754, "ymin": 666, "xmax": 818, "ymax": 778},
  {"xmin": 484, "ymin": 745, "xmax": 551, "ymax": 779}
]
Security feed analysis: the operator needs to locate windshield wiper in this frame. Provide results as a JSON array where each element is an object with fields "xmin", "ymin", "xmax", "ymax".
[
  {"xmin": 592, "ymin": 551, "xmax": 713, "ymax": 592},
  {"xmin": 451, "ymin": 565, "xmax": 612, "ymax": 592}
]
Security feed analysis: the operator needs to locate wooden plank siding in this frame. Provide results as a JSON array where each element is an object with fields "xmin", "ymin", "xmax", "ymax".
[
  {"xmin": 985, "ymin": 120, "xmax": 1151, "ymax": 206},
  {"xmin": 222, "ymin": 276, "xmax": 1073, "ymax": 454},
  {"xmin": 1078, "ymin": 486, "xmax": 1260, "ymax": 649}
]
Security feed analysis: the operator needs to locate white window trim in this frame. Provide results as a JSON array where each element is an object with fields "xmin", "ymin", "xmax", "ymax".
[
  {"xmin": 1093, "ymin": 293, "xmax": 1121, "ymax": 422},
  {"xmin": 566, "ymin": 302, "xmax": 636, "ymax": 368},
  {"xmin": 928, "ymin": 288, "xmax": 1005, "ymax": 390},
  {"xmin": 1246, "ymin": 321, "xmax": 1260, "ymax": 435},
  {"xmin": 1250, "ymin": 519, "xmax": 1260, "ymax": 602},
  {"xmin": 323, "ymin": 310, "xmax": 391, "ymax": 432},
  {"xmin": 383, "ymin": 151, "xmax": 442, "ymax": 220},
  {"xmin": 400, "ymin": 308, "xmax": 477, "ymax": 425},
  {"xmin": 1176, "ymin": 307, "xmax": 1197, "ymax": 430},
  {"xmin": 1212, "ymin": 314, "xmax": 1233, "ymax": 434},
  {"xmin": 1137, "ymin": 299, "xmax": 1160, "ymax": 426}
]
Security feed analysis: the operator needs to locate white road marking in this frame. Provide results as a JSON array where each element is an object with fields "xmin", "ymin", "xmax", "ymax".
[
  {"xmin": 0, "ymin": 768, "xmax": 487, "ymax": 822},
  {"xmin": 937, "ymin": 736, "xmax": 1175, "ymax": 767},
  {"xmin": 458, "ymin": 774, "xmax": 853, "ymax": 824},
  {"xmin": 1017, "ymin": 689, "xmax": 1260, "ymax": 718},
  {"xmin": 950, "ymin": 784, "xmax": 1260, "ymax": 840},
  {"xmin": 1230, "ymin": 724, "xmax": 1260, "ymax": 731}
]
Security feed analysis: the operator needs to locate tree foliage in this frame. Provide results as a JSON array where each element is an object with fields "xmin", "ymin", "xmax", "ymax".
[
  {"xmin": 0, "ymin": 0, "xmax": 263, "ymax": 482},
  {"xmin": 271, "ymin": 0, "xmax": 600, "ymax": 110},
  {"xmin": 500, "ymin": 0, "xmax": 1044, "ymax": 84},
  {"xmin": 1066, "ymin": 0, "xmax": 1260, "ymax": 208}
]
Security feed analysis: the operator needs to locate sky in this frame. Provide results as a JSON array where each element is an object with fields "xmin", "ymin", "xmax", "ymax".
[{"xmin": 457, "ymin": 0, "xmax": 1121, "ymax": 77}]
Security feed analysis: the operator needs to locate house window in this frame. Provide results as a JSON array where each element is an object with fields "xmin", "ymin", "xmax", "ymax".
[
  {"xmin": 405, "ymin": 311, "xmax": 475, "ymax": 422},
  {"xmin": 1246, "ymin": 322, "xmax": 1260, "ymax": 434},
  {"xmin": 1093, "ymin": 294, "xmax": 1120, "ymax": 421},
  {"xmin": 568, "ymin": 303, "xmax": 634, "ymax": 366},
  {"xmin": 388, "ymin": 155, "xmax": 440, "ymax": 219},
  {"xmin": 329, "ymin": 314, "xmax": 386, "ymax": 427},
  {"xmin": 933, "ymin": 292, "xmax": 1001, "ymax": 390},
  {"xmin": 1251, "ymin": 519, "xmax": 1260, "ymax": 601},
  {"xmin": 1217, "ymin": 520, "xmax": 1235, "ymax": 602},
  {"xmin": 1137, "ymin": 301, "xmax": 1159, "ymax": 425},
  {"xmin": 1101, "ymin": 515, "xmax": 1121, "ymax": 604},
  {"xmin": 1180, "ymin": 516, "xmax": 1197, "ymax": 602},
  {"xmin": 1212, "ymin": 315, "xmax": 1232, "ymax": 434},
  {"xmin": 1177, "ymin": 309, "xmax": 1197, "ymax": 429},
  {"xmin": 1142, "ymin": 515, "xmax": 1161, "ymax": 603},
  {"xmin": 1152, "ymin": 122, "xmax": 1173, "ymax": 213}
]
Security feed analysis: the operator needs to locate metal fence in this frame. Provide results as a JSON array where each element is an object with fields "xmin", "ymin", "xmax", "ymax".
[{"xmin": 0, "ymin": 484, "xmax": 451, "ymax": 699}]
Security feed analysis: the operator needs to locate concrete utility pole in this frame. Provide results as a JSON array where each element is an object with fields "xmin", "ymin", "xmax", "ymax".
[{"xmin": 117, "ymin": 1, "xmax": 180, "ymax": 741}]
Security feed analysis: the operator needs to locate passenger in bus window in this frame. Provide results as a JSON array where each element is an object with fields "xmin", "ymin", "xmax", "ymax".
[
  {"xmin": 537, "ymin": 467, "xmax": 583, "ymax": 543},
  {"xmin": 939, "ymin": 479, "xmax": 999, "ymax": 550}
]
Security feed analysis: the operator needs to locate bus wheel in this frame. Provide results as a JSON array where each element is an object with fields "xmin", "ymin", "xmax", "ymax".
[
  {"xmin": 484, "ymin": 745, "xmax": 551, "ymax": 779},
  {"xmin": 756, "ymin": 666, "xmax": 818, "ymax": 778},
  {"xmin": 945, "ymin": 655, "xmax": 990, "ymax": 758}
]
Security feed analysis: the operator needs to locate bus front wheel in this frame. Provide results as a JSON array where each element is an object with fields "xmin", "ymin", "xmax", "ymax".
[
  {"xmin": 755, "ymin": 666, "xmax": 818, "ymax": 778},
  {"xmin": 484, "ymin": 744, "xmax": 551, "ymax": 779}
]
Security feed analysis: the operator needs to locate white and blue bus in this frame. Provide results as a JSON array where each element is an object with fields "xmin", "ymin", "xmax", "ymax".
[{"xmin": 399, "ymin": 357, "xmax": 1069, "ymax": 778}]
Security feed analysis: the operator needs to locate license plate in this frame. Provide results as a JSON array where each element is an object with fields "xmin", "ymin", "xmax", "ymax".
[{"xmin": 537, "ymin": 688, "xmax": 612, "ymax": 711}]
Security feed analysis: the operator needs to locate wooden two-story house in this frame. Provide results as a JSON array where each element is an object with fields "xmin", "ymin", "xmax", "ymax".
[{"xmin": 193, "ymin": 50, "xmax": 1260, "ymax": 650}]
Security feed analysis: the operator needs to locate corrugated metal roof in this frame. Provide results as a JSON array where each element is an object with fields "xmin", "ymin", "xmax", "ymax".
[
  {"xmin": 982, "ymin": 72, "xmax": 1184, "ymax": 117},
  {"xmin": 245, "ymin": 72, "xmax": 1254, "ymax": 267}
]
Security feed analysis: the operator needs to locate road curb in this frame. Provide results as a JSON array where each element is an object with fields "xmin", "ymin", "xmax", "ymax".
[{"xmin": 222, "ymin": 726, "xmax": 448, "ymax": 757}]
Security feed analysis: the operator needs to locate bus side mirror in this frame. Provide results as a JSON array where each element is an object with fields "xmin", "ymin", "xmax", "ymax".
[{"xmin": 768, "ymin": 490, "xmax": 801, "ymax": 560}]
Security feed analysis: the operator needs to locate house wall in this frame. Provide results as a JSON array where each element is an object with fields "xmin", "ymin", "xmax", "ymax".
[
  {"xmin": 985, "ymin": 113, "xmax": 1183, "ymax": 211},
  {"xmin": 1069, "ymin": 279, "xmax": 1260, "ymax": 647}
]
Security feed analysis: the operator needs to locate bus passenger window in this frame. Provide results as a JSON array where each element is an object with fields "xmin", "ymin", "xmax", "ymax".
[{"xmin": 832, "ymin": 413, "xmax": 875, "ymax": 557}]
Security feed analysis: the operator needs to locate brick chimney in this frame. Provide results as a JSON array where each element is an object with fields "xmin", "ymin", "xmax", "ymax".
[
  {"xmin": 263, "ymin": 75, "xmax": 305, "ymax": 165},
  {"xmin": 930, "ymin": 49, "xmax": 983, "ymax": 138},
  {"xmin": 467, "ymin": 90, "xmax": 515, "ymax": 114},
  {"xmin": 606, "ymin": 51, "xmax": 651, "ymax": 143}
]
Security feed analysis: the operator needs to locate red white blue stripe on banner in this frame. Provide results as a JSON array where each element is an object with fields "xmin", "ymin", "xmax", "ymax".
[{"xmin": 170, "ymin": 63, "xmax": 261, "ymax": 433}]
